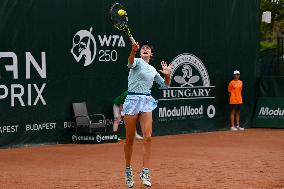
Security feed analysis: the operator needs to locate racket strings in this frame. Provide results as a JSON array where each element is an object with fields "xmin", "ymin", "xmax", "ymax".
[
  {"xmin": 113, "ymin": 19, "xmax": 129, "ymax": 32},
  {"xmin": 110, "ymin": 3, "xmax": 132, "ymax": 37}
]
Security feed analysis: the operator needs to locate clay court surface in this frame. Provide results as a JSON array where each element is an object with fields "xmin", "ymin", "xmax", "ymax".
[{"xmin": 0, "ymin": 129, "xmax": 283, "ymax": 189}]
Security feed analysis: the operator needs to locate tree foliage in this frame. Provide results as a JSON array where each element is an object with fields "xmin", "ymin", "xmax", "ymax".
[{"xmin": 260, "ymin": 0, "xmax": 284, "ymax": 50}]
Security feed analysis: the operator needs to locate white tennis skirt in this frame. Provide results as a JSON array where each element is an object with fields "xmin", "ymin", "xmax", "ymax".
[{"xmin": 121, "ymin": 94, "xmax": 158, "ymax": 116}]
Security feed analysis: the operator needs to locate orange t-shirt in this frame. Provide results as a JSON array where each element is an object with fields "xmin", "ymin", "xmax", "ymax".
[{"xmin": 228, "ymin": 80, "xmax": 243, "ymax": 104}]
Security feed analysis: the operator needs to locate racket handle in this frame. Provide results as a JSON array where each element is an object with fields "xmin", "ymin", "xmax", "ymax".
[{"xmin": 129, "ymin": 36, "xmax": 136, "ymax": 44}]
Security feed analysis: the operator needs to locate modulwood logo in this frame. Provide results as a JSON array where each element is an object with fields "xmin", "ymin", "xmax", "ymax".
[
  {"xmin": 259, "ymin": 107, "xmax": 284, "ymax": 116},
  {"xmin": 159, "ymin": 105, "xmax": 203, "ymax": 118}
]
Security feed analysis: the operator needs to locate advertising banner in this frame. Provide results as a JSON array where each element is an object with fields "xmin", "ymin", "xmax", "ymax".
[
  {"xmin": 253, "ymin": 97, "xmax": 284, "ymax": 128},
  {"xmin": 0, "ymin": 0, "xmax": 259, "ymax": 148}
]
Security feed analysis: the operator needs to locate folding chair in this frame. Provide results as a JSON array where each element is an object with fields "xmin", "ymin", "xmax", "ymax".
[{"xmin": 72, "ymin": 102, "xmax": 106, "ymax": 134}]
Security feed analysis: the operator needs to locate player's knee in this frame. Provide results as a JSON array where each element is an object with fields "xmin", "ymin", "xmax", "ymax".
[
  {"xmin": 125, "ymin": 134, "xmax": 135, "ymax": 144},
  {"xmin": 114, "ymin": 116, "xmax": 122, "ymax": 122}
]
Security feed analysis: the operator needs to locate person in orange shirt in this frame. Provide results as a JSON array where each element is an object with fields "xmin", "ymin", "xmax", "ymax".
[{"xmin": 228, "ymin": 70, "xmax": 245, "ymax": 131}]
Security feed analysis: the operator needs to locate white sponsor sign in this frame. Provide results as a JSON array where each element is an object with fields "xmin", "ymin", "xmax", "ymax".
[
  {"xmin": 25, "ymin": 122, "xmax": 56, "ymax": 131},
  {"xmin": 158, "ymin": 53, "xmax": 216, "ymax": 122},
  {"xmin": 258, "ymin": 107, "xmax": 284, "ymax": 117},
  {"xmin": 0, "ymin": 125, "xmax": 19, "ymax": 134},
  {"xmin": 72, "ymin": 134, "xmax": 118, "ymax": 143},
  {"xmin": 158, "ymin": 105, "xmax": 216, "ymax": 121},
  {"xmin": 160, "ymin": 53, "xmax": 215, "ymax": 101},
  {"xmin": 0, "ymin": 52, "xmax": 47, "ymax": 107}
]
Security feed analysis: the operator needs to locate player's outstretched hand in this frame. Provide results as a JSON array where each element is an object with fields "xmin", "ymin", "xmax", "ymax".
[{"xmin": 159, "ymin": 61, "xmax": 171, "ymax": 76}]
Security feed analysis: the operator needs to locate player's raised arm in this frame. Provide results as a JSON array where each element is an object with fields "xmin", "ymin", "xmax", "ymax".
[{"xmin": 128, "ymin": 41, "xmax": 139, "ymax": 65}]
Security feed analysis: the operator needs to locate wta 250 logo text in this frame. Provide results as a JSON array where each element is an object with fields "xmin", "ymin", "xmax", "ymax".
[{"xmin": 70, "ymin": 27, "xmax": 126, "ymax": 66}]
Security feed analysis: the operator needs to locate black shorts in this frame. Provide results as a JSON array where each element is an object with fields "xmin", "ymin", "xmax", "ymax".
[{"xmin": 230, "ymin": 104, "xmax": 242, "ymax": 110}]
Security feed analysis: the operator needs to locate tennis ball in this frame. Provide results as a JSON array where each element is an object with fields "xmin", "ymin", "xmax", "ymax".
[{"xmin": 118, "ymin": 9, "xmax": 126, "ymax": 16}]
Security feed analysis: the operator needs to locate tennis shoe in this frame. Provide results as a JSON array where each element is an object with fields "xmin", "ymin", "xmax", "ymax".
[
  {"xmin": 140, "ymin": 168, "xmax": 151, "ymax": 187},
  {"xmin": 135, "ymin": 132, "xmax": 143, "ymax": 140},
  {"xmin": 230, "ymin": 127, "xmax": 238, "ymax": 131},
  {"xmin": 236, "ymin": 126, "xmax": 245, "ymax": 131},
  {"xmin": 125, "ymin": 166, "xmax": 134, "ymax": 188}
]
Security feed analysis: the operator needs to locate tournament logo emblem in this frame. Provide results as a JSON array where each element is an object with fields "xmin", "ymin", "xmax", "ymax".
[
  {"xmin": 170, "ymin": 53, "xmax": 210, "ymax": 87},
  {"xmin": 160, "ymin": 53, "xmax": 215, "ymax": 100},
  {"xmin": 71, "ymin": 27, "xmax": 96, "ymax": 66}
]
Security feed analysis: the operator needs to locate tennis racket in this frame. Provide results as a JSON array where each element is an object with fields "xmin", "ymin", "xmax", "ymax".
[{"xmin": 110, "ymin": 3, "xmax": 136, "ymax": 44}]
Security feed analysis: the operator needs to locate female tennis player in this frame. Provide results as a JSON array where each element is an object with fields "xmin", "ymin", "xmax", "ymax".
[{"xmin": 122, "ymin": 40, "xmax": 171, "ymax": 188}]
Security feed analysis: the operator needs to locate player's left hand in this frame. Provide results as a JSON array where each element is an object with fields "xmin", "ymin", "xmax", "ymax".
[{"xmin": 159, "ymin": 61, "xmax": 172, "ymax": 76}]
